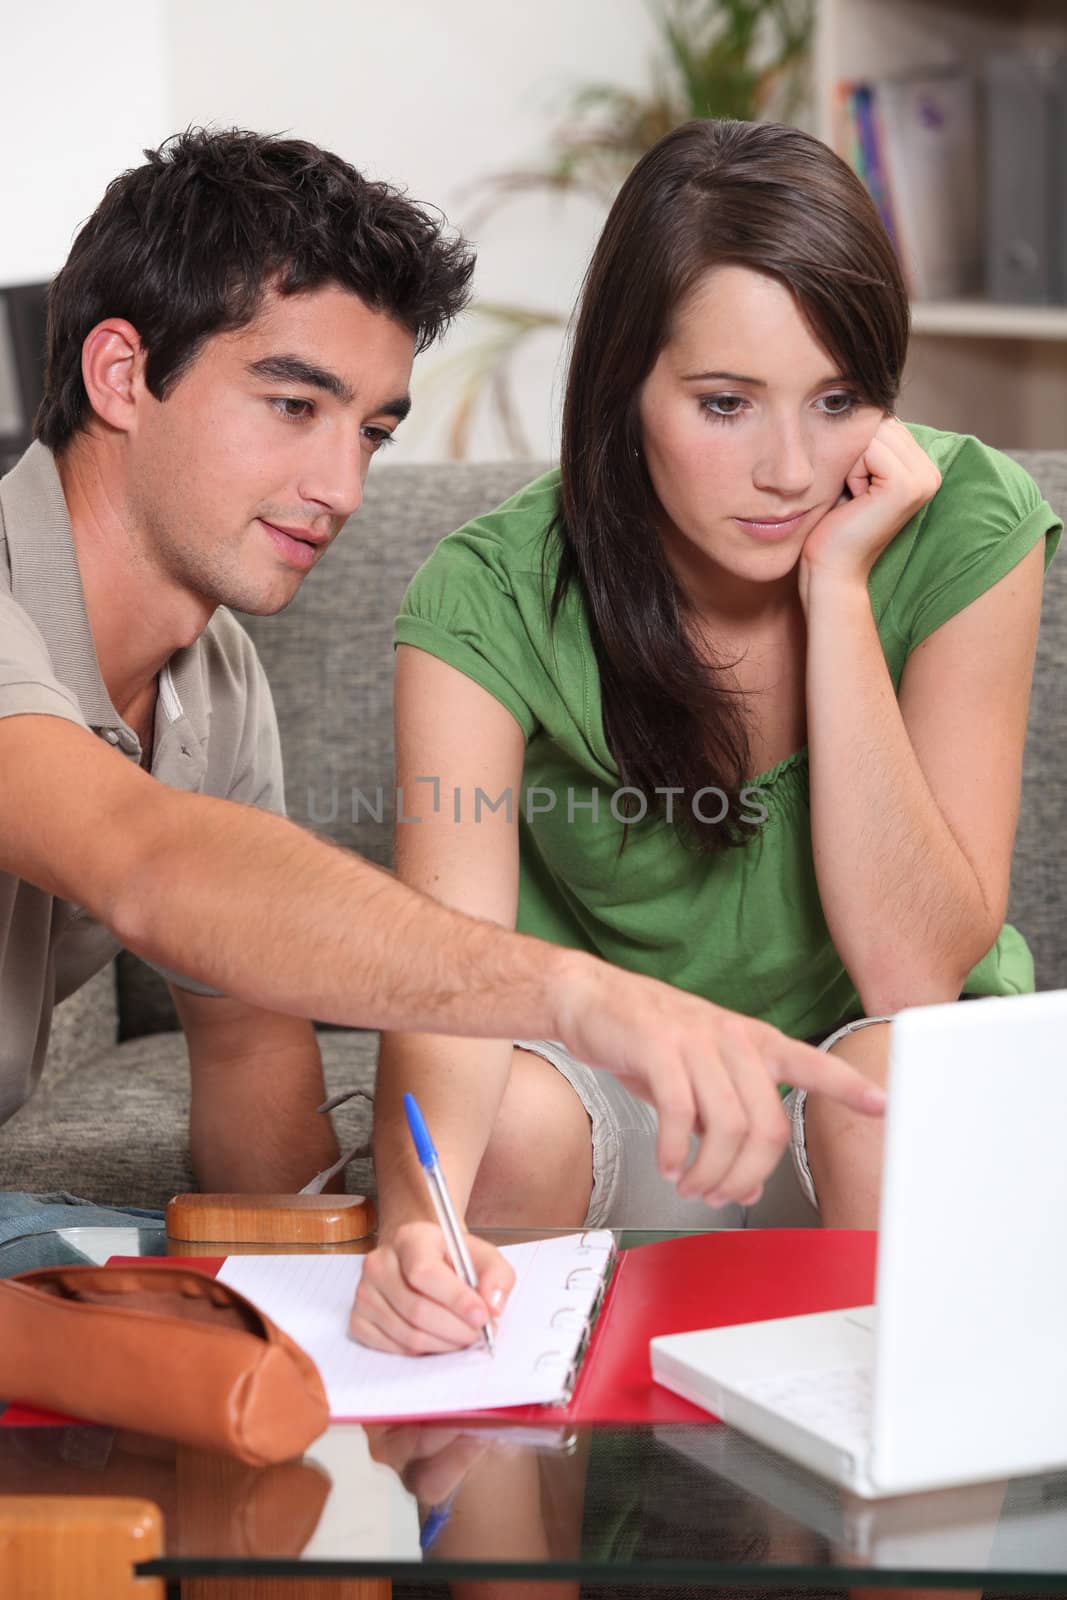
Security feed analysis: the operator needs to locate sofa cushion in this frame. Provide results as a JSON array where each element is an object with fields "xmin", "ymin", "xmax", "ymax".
[
  {"xmin": 1002, "ymin": 452, "xmax": 1067, "ymax": 991},
  {"xmin": 0, "ymin": 1029, "xmax": 379, "ymax": 1211},
  {"xmin": 37, "ymin": 963, "xmax": 118, "ymax": 1095}
]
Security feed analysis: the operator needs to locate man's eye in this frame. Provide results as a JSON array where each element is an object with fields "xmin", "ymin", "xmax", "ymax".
[
  {"xmin": 361, "ymin": 426, "xmax": 397, "ymax": 451},
  {"xmin": 273, "ymin": 398, "xmax": 314, "ymax": 422}
]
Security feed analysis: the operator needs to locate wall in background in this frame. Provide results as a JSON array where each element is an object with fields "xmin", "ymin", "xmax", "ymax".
[
  {"xmin": 163, "ymin": 0, "xmax": 660, "ymax": 461},
  {"xmin": 1, "ymin": 2, "xmax": 171, "ymax": 283},
  {"xmin": 1, "ymin": 0, "xmax": 658, "ymax": 462}
]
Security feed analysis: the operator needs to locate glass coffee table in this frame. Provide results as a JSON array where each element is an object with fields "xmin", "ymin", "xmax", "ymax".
[{"xmin": 2, "ymin": 1223, "xmax": 1065, "ymax": 1593}]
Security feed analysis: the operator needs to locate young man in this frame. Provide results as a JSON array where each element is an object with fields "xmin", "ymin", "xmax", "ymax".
[{"xmin": 0, "ymin": 129, "xmax": 881, "ymax": 1245}]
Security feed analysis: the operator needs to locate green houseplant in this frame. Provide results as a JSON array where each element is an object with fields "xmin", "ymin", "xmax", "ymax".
[{"xmin": 427, "ymin": 0, "xmax": 815, "ymax": 457}]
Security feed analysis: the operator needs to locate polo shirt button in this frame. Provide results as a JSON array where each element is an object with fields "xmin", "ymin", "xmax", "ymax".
[{"xmin": 103, "ymin": 730, "xmax": 120, "ymax": 745}]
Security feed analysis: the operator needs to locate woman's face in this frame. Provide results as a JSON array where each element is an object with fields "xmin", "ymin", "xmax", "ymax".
[{"xmin": 638, "ymin": 265, "xmax": 885, "ymax": 602}]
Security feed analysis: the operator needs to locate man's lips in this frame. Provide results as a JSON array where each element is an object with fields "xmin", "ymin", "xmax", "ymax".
[
  {"xmin": 258, "ymin": 518, "xmax": 328, "ymax": 571},
  {"xmin": 259, "ymin": 518, "xmax": 329, "ymax": 548}
]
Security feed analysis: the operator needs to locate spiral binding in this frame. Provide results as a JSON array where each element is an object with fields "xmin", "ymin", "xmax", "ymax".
[{"xmin": 530, "ymin": 1230, "xmax": 617, "ymax": 1405}]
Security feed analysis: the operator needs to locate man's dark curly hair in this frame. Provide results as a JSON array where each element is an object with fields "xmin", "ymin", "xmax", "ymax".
[{"xmin": 36, "ymin": 127, "xmax": 476, "ymax": 450}]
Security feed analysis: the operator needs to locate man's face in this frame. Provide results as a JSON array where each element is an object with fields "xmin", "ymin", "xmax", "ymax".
[{"xmin": 125, "ymin": 283, "xmax": 415, "ymax": 615}]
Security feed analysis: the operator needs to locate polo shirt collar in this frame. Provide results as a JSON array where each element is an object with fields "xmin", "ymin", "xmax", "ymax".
[
  {"xmin": 0, "ymin": 441, "xmax": 120, "ymax": 732},
  {"xmin": 0, "ymin": 442, "xmax": 209, "ymax": 787}
]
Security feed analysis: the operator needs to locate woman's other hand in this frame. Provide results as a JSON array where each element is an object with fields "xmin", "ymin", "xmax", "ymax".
[{"xmin": 798, "ymin": 416, "xmax": 942, "ymax": 604}]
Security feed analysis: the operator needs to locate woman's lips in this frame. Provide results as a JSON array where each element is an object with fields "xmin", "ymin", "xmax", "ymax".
[{"xmin": 733, "ymin": 510, "xmax": 811, "ymax": 541}]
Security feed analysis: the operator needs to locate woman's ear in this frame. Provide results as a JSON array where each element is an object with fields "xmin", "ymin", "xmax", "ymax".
[{"xmin": 80, "ymin": 319, "xmax": 147, "ymax": 434}]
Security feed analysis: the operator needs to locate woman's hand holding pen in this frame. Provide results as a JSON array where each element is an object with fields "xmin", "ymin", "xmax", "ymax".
[
  {"xmin": 351, "ymin": 1221, "xmax": 515, "ymax": 1354},
  {"xmin": 797, "ymin": 416, "xmax": 941, "ymax": 610}
]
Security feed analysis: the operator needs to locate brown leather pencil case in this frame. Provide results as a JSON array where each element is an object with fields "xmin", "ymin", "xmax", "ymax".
[{"xmin": 0, "ymin": 1264, "xmax": 328, "ymax": 1466}]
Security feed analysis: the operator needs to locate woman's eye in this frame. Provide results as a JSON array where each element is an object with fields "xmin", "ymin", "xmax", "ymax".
[
  {"xmin": 819, "ymin": 393, "xmax": 859, "ymax": 419},
  {"xmin": 274, "ymin": 398, "xmax": 314, "ymax": 422},
  {"xmin": 701, "ymin": 395, "xmax": 747, "ymax": 420}
]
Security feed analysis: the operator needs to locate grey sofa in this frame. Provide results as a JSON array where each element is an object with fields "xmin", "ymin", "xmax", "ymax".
[{"xmin": 2, "ymin": 455, "xmax": 1065, "ymax": 1209}]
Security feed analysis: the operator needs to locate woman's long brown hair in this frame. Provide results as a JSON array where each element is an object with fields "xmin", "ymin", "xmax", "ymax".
[{"xmin": 551, "ymin": 118, "xmax": 910, "ymax": 854}]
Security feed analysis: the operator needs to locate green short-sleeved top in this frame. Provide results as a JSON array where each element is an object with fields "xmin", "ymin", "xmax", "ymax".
[{"xmin": 395, "ymin": 424, "xmax": 1062, "ymax": 1040}]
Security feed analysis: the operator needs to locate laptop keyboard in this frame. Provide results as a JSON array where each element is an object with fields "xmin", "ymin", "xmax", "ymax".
[{"xmin": 733, "ymin": 1364, "xmax": 874, "ymax": 1457}]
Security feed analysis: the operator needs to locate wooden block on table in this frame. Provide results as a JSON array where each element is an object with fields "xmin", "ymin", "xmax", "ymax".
[
  {"xmin": 165, "ymin": 1193, "xmax": 376, "ymax": 1245},
  {"xmin": 0, "ymin": 1495, "xmax": 164, "ymax": 1597}
]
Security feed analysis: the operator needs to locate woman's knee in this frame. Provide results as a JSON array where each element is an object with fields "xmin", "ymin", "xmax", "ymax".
[
  {"xmin": 467, "ymin": 1047, "xmax": 594, "ymax": 1226},
  {"xmin": 803, "ymin": 1020, "xmax": 892, "ymax": 1228}
]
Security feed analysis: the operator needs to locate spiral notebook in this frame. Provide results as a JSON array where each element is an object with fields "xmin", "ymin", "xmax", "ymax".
[
  {"xmin": 3, "ymin": 1231, "xmax": 878, "ymax": 1430},
  {"xmin": 216, "ymin": 1230, "xmax": 615, "ymax": 1421}
]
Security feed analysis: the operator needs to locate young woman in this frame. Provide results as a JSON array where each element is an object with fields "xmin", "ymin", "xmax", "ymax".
[{"xmin": 351, "ymin": 119, "xmax": 1061, "ymax": 1353}]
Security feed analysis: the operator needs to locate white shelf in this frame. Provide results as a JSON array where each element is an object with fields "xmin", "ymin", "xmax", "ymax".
[
  {"xmin": 814, "ymin": 0, "xmax": 1067, "ymax": 446},
  {"xmin": 910, "ymin": 302, "xmax": 1067, "ymax": 342}
]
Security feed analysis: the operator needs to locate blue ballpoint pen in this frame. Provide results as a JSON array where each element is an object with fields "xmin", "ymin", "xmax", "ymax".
[{"xmin": 404, "ymin": 1092, "xmax": 496, "ymax": 1356}]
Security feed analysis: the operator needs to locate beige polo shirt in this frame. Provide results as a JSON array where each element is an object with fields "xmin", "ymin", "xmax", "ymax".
[{"xmin": 0, "ymin": 443, "xmax": 286, "ymax": 1126}]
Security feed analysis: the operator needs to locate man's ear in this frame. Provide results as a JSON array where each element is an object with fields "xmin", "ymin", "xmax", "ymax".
[{"xmin": 80, "ymin": 319, "xmax": 148, "ymax": 434}]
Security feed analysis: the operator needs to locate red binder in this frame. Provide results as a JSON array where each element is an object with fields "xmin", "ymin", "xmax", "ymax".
[
  {"xmin": 1, "ymin": 1230, "xmax": 876, "ymax": 1429},
  {"xmin": 509, "ymin": 1228, "xmax": 876, "ymax": 1424}
]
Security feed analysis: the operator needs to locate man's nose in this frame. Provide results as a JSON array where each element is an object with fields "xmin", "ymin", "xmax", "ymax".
[{"xmin": 299, "ymin": 431, "xmax": 364, "ymax": 519}]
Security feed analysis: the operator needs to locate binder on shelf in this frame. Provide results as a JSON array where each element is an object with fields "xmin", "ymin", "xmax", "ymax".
[
  {"xmin": 1056, "ymin": 55, "xmax": 1067, "ymax": 304},
  {"xmin": 835, "ymin": 68, "xmax": 981, "ymax": 302},
  {"xmin": 984, "ymin": 50, "xmax": 1062, "ymax": 306}
]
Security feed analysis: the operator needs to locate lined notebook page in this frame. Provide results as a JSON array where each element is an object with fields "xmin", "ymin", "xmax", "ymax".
[{"xmin": 218, "ymin": 1231, "xmax": 613, "ymax": 1420}]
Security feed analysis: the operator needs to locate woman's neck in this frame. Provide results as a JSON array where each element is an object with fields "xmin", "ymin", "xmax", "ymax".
[{"xmin": 662, "ymin": 532, "xmax": 802, "ymax": 636}]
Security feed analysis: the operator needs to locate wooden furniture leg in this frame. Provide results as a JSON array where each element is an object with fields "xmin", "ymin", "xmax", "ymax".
[{"xmin": 182, "ymin": 1583, "xmax": 390, "ymax": 1598}]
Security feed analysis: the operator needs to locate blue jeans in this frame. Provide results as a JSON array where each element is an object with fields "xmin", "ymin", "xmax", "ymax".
[{"xmin": 0, "ymin": 1191, "xmax": 165, "ymax": 1276}]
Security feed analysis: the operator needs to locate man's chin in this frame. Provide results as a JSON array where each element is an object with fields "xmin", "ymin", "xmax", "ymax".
[{"xmin": 212, "ymin": 570, "xmax": 308, "ymax": 618}]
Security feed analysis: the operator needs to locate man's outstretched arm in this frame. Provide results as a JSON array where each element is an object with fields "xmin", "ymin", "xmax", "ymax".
[{"xmin": 2, "ymin": 714, "xmax": 884, "ymax": 1202}]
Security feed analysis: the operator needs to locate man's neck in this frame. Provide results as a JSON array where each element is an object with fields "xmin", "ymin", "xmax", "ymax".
[{"xmin": 56, "ymin": 435, "xmax": 215, "ymax": 722}]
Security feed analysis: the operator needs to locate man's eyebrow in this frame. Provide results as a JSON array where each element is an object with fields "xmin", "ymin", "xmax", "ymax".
[
  {"xmin": 247, "ymin": 355, "xmax": 355, "ymax": 404},
  {"xmin": 246, "ymin": 355, "xmax": 411, "ymax": 422},
  {"xmin": 378, "ymin": 394, "xmax": 412, "ymax": 423}
]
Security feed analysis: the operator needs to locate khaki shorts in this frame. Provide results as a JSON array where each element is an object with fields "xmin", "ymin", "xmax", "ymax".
[{"xmin": 514, "ymin": 1013, "xmax": 893, "ymax": 1231}]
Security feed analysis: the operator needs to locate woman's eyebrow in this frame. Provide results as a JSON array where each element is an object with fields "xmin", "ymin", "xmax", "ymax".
[
  {"xmin": 681, "ymin": 369, "xmax": 847, "ymax": 388},
  {"xmin": 681, "ymin": 369, "xmax": 766, "ymax": 385}
]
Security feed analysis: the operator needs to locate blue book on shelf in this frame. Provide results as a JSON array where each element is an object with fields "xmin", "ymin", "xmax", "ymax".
[{"xmin": 852, "ymin": 84, "xmax": 900, "ymax": 256}]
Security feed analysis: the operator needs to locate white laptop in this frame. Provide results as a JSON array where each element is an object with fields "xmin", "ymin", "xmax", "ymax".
[{"xmin": 651, "ymin": 990, "xmax": 1067, "ymax": 1498}]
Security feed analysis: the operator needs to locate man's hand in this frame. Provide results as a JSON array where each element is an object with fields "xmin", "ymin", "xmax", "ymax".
[
  {"xmin": 351, "ymin": 1221, "xmax": 515, "ymax": 1352},
  {"xmin": 352, "ymin": 966, "xmax": 885, "ymax": 1356},
  {"xmin": 555, "ymin": 957, "xmax": 887, "ymax": 1208}
]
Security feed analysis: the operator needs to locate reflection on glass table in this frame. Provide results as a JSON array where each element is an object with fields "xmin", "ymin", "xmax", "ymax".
[{"xmin": 1, "ymin": 1224, "xmax": 1066, "ymax": 1588}]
